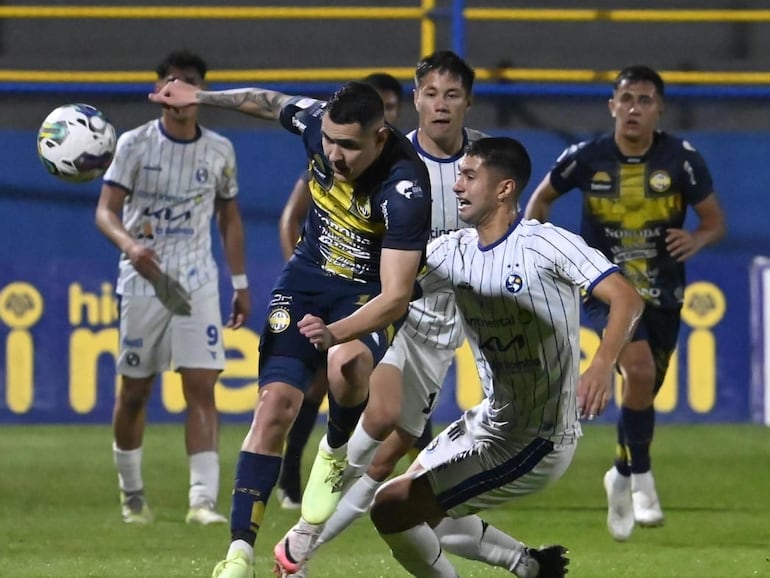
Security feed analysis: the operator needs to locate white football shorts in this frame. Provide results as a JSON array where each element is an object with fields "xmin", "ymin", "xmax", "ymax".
[
  {"xmin": 117, "ymin": 280, "xmax": 226, "ymax": 377},
  {"xmin": 417, "ymin": 402, "xmax": 577, "ymax": 517},
  {"xmin": 380, "ymin": 328, "xmax": 456, "ymax": 437}
]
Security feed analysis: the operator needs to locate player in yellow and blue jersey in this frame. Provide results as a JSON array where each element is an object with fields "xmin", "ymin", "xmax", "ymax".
[
  {"xmin": 526, "ymin": 65, "xmax": 726, "ymax": 542},
  {"xmin": 150, "ymin": 79, "xmax": 431, "ymax": 578}
]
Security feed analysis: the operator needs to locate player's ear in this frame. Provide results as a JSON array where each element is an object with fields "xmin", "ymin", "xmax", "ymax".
[
  {"xmin": 498, "ymin": 178, "xmax": 515, "ymax": 202},
  {"xmin": 608, "ymin": 98, "xmax": 616, "ymax": 118},
  {"xmin": 375, "ymin": 125, "xmax": 389, "ymax": 145}
]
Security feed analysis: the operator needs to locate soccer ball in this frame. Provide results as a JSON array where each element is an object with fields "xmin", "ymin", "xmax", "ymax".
[{"xmin": 37, "ymin": 103, "xmax": 117, "ymax": 183}]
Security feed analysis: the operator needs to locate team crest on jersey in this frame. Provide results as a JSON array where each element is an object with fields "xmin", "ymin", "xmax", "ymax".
[
  {"xmin": 354, "ymin": 195, "xmax": 372, "ymax": 219},
  {"xmin": 425, "ymin": 437, "xmax": 440, "ymax": 453},
  {"xmin": 195, "ymin": 167, "xmax": 209, "ymax": 183},
  {"xmin": 268, "ymin": 308, "xmax": 291, "ymax": 333},
  {"xmin": 590, "ymin": 172, "xmax": 612, "ymax": 192},
  {"xmin": 505, "ymin": 274, "xmax": 524, "ymax": 294},
  {"xmin": 649, "ymin": 170, "xmax": 671, "ymax": 193},
  {"xmin": 395, "ymin": 180, "xmax": 424, "ymax": 199}
]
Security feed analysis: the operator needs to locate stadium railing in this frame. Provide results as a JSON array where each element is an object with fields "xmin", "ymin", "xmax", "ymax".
[{"xmin": 2, "ymin": 2, "xmax": 770, "ymax": 98}]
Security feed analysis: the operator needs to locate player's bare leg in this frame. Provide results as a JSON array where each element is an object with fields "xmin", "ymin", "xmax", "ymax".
[
  {"xmin": 113, "ymin": 374, "xmax": 155, "ymax": 524},
  {"xmin": 180, "ymin": 367, "xmax": 227, "ymax": 525}
]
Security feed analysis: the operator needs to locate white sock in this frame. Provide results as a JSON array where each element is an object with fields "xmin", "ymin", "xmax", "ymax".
[
  {"xmin": 189, "ymin": 450, "xmax": 220, "ymax": 508},
  {"xmin": 346, "ymin": 421, "xmax": 383, "ymax": 471},
  {"xmin": 434, "ymin": 515, "xmax": 526, "ymax": 572},
  {"xmin": 226, "ymin": 539, "xmax": 253, "ymax": 561},
  {"xmin": 318, "ymin": 473, "xmax": 382, "ymax": 546},
  {"xmin": 381, "ymin": 524, "xmax": 459, "ymax": 577},
  {"xmin": 113, "ymin": 442, "xmax": 143, "ymax": 493}
]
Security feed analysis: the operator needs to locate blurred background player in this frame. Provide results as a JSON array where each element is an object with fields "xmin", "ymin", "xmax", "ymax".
[
  {"xmin": 372, "ymin": 136, "xmax": 644, "ymax": 578},
  {"xmin": 95, "ymin": 49, "xmax": 250, "ymax": 525},
  {"xmin": 274, "ymin": 50, "xmax": 488, "ymax": 576},
  {"xmin": 525, "ymin": 65, "xmax": 726, "ymax": 541},
  {"xmin": 276, "ymin": 72, "xmax": 405, "ymax": 509}
]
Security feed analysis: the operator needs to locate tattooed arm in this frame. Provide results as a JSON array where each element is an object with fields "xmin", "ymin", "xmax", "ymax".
[{"xmin": 149, "ymin": 79, "xmax": 292, "ymax": 121}]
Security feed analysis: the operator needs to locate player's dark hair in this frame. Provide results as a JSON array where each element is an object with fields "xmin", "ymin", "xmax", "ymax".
[
  {"xmin": 362, "ymin": 73, "xmax": 404, "ymax": 104},
  {"xmin": 465, "ymin": 137, "xmax": 532, "ymax": 196},
  {"xmin": 326, "ymin": 81, "xmax": 385, "ymax": 128},
  {"xmin": 613, "ymin": 65, "xmax": 665, "ymax": 98},
  {"xmin": 415, "ymin": 50, "xmax": 475, "ymax": 94},
  {"xmin": 156, "ymin": 49, "xmax": 207, "ymax": 80}
]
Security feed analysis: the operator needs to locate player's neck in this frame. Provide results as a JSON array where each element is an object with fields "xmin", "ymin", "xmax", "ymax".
[
  {"xmin": 614, "ymin": 133, "xmax": 654, "ymax": 158},
  {"xmin": 416, "ymin": 128, "xmax": 464, "ymax": 159},
  {"xmin": 477, "ymin": 209, "xmax": 517, "ymax": 247},
  {"xmin": 161, "ymin": 115, "xmax": 199, "ymax": 141}
]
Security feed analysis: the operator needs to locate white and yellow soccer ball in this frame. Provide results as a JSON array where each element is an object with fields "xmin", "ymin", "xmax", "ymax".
[{"xmin": 37, "ymin": 103, "xmax": 117, "ymax": 183}]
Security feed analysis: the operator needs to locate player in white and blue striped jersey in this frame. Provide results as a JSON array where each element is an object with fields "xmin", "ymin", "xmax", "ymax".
[
  {"xmin": 96, "ymin": 50, "xmax": 250, "ymax": 527},
  {"xmin": 371, "ymin": 137, "xmax": 644, "ymax": 578}
]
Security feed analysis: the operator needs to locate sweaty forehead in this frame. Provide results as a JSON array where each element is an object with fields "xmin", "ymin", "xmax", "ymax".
[{"xmin": 321, "ymin": 114, "xmax": 368, "ymax": 140}]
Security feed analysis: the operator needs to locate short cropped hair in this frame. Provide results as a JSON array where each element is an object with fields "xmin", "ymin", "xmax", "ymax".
[
  {"xmin": 362, "ymin": 73, "xmax": 404, "ymax": 104},
  {"xmin": 326, "ymin": 81, "xmax": 385, "ymax": 129},
  {"xmin": 415, "ymin": 50, "xmax": 475, "ymax": 94},
  {"xmin": 465, "ymin": 137, "xmax": 532, "ymax": 196},
  {"xmin": 156, "ymin": 49, "xmax": 207, "ymax": 80},
  {"xmin": 613, "ymin": 65, "xmax": 665, "ymax": 98}
]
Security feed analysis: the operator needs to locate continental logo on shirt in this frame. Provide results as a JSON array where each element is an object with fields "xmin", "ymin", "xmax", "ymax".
[
  {"xmin": 649, "ymin": 170, "xmax": 671, "ymax": 193},
  {"xmin": 268, "ymin": 308, "xmax": 291, "ymax": 333},
  {"xmin": 395, "ymin": 180, "xmax": 424, "ymax": 199},
  {"xmin": 590, "ymin": 171, "xmax": 613, "ymax": 192}
]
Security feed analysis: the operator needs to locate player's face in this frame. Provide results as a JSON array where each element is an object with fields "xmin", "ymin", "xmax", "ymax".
[
  {"xmin": 414, "ymin": 71, "xmax": 470, "ymax": 142},
  {"xmin": 321, "ymin": 115, "xmax": 387, "ymax": 183},
  {"xmin": 608, "ymin": 80, "xmax": 663, "ymax": 143},
  {"xmin": 453, "ymin": 154, "xmax": 499, "ymax": 226},
  {"xmin": 377, "ymin": 89, "xmax": 401, "ymax": 126},
  {"xmin": 156, "ymin": 66, "xmax": 204, "ymax": 123}
]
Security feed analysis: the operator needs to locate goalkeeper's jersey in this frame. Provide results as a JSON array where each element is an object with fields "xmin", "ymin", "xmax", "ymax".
[
  {"xmin": 103, "ymin": 119, "xmax": 238, "ymax": 296},
  {"xmin": 400, "ymin": 127, "xmax": 485, "ymax": 350}
]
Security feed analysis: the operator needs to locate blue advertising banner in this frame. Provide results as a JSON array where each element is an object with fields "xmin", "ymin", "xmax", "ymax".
[
  {"xmin": 0, "ymin": 128, "xmax": 760, "ymax": 424},
  {"xmin": 0, "ymin": 252, "xmax": 752, "ymax": 424}
]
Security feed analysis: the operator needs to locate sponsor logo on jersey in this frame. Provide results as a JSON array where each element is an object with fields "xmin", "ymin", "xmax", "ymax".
[
  {"xmin": 268, "ymin": 308, "xmax": 291, "ymax": 333},
  {"xmin": 395, "ymin": 180, "xmax": 424, "ymax": 199},
  {"xmin": 590, "ymin": 171, "xmax": 613, "ymax": 191},
  {"xmin": 142, "ymin": 165, "xmax": 162, "ymax": 172},
  {"xmin": 504, "ymin": 274, "xmax": 523, "ymax": 294},
  {"xmin": 649, "ymin": 170, "xmax": 671, "ymax": 193},
  {"xmin": 126, "ymin": 352, "xmax": 141, "ymax": 367},
  {"xmin": 195, "ymin": 167, "xmax": 209, "ymax": 183},
  {"xmin": 122, "ymin": 337, "xmax": 143, "ymax": 348}
]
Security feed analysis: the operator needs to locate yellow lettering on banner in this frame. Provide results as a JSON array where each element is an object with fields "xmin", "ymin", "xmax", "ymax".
[
  {"xmin": 69, "ymin": 327, "xmax": 119, "ymax": 413},
  {"xmin": 215, "ymin": 327, "xmax": 261, "ymax": 413},
  {"xmin": 0, "ymin": 282, "xmax": 43, "ymax": 414},
  {"xmin": 6, "ymin": 332, "xmax": 34, "ymax": 412},
  {"xmin": 454, "ymin": 340, "xmax": 483, "ymax": 410},
  {"xmin": 69, "ymin": 282, "xmax": 118, "ymax": 326},
  {"xmin": 681, "ymin": 282, "xmax": 725, "ymax": 414},
  {"xmin": 655, "ymin": 350, "xmax": 678, "ymax": 412}
]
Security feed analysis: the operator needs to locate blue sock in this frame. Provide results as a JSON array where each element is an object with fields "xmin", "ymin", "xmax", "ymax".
[
  {"xmin": 326, "ymin": 394, "xmax": 368, "ymax": 449},
  {"xmin": 230, "ymin": 451, "xmax": 282, "ymax": 545},
  {"xmin": 620, "ymin": 406, "xmax": 655, "ymax": 474},
  {"xmin": 614, "ymin": 419, "xmax": 631, "ymax": 476}
]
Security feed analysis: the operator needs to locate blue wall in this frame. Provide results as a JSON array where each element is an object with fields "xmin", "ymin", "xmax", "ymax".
[{"xmin": 0, "ymin": 128, "xmax": 764, "ymax": 424}]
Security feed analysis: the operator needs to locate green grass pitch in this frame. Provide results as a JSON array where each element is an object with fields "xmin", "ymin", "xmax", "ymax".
[{"xmin": 1, "ymin": 423, "xmax": 768, "ymax": 577}]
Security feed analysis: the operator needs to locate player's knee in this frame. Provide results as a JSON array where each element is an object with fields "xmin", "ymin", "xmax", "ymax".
[
  {"xmin": 621, "ymin": 359, "xmax": 656, "ymax": 399},
  {"xmin": 117, "ymin": 377, "xmax": 153, "ymax": 409}
]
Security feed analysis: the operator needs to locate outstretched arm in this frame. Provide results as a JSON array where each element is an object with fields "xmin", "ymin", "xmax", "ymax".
[{"xmin": 149, "ymin": 79, "xmax": 293, "ymax": 121}]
